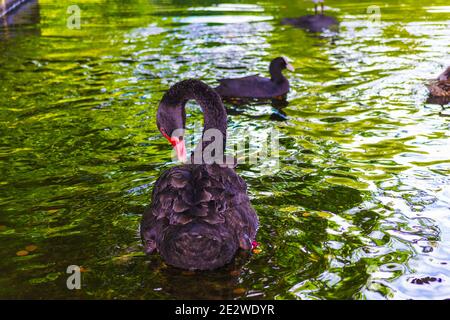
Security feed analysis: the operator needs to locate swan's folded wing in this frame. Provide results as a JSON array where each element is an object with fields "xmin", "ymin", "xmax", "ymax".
[
  {"xmin": 150, "ymin": 167, "xmax": 194, "ymax": 225},
  {"xmin": 224, "ymin": 183, "xmax": 258, "ymax": 249},
  {"xmin": 206, "ymin": 166, "xmax": 258, "ymax": 243},
  {"xmin": 149, "ymin": 166, "xmax": 227, "ymax": 226},
  {"xmin": 146, "ymin": 165, "xmax": 257, "ymax": 236}
]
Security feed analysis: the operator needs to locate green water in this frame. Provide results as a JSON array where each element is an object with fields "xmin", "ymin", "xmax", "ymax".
[{"xmin": 1, "ymin": 0, "xmax": 449, "ymax": 299}]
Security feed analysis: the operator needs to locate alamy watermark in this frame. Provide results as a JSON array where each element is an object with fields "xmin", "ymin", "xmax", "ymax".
[
  {"xmin": 66, "ymin": 265, "xmax": 81, "ymax": 290},
  {"xmin": 67, "ymin": 5, "xmax": 81, "ymax": 30},
  {"xmin": 367, "ymin": 5, "xmax": 381, "ymax": 26},
  {"xmin": 168, "ymin": 127, "xmax": 280, "ymax": 169}
]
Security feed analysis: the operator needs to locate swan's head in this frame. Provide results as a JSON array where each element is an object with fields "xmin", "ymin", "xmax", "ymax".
[
  {"xmin": 157, "ymin": 222, "xmax": 238, "ymax": 270},
  {"xmin": 157, "ymin": 101, "xmax": 187, "ymax": 163},
  {"xmin": 438, "ymin": 66, "xmax": 450, "ymax": 81},
  {"xmin": 156, "ymin": 79, "xmax": 228, "ymax": 164}
]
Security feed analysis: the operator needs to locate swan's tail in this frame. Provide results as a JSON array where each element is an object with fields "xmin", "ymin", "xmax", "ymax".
[{"xmin": 158, "ymin": 222, "xmax": 238, "ymax": 271}]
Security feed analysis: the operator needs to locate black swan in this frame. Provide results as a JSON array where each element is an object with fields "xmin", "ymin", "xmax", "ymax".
[
  {"xmin": 282, "ymin": 0, "xmax": 338, "ymax": 33},
  {"xmin": 140, "ymin": 79, "xmax": 259, "ymax": 270},
  {"xmin": 214, "ymin": 57, "xmax": 294, "ymax": 100}
]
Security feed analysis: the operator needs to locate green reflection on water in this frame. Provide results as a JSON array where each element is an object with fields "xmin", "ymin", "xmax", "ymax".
[{"xmin": 0, "ymin": 0, "xmax": 449, "ymax": 299}]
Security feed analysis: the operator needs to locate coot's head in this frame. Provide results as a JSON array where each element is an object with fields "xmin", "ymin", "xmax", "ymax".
[
  {"xmin": 157, "ymin": 222, "xmax": 238, "ymax": 270},
  {"xmin": 271, "ymin": 56, "xmax": 295, "ymax": 72},
  {"xmin": 269, "ymin": 57, "xmax": 295, "ymax": 82},
  {"xmin": 438, "ymin": 66, "xmax": 450, "ymax": 81}
]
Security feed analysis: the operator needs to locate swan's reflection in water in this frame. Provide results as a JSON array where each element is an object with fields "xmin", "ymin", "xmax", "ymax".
[{"xmin": 145, "ymin": 250, "xmax": 254, "ymax": 299}]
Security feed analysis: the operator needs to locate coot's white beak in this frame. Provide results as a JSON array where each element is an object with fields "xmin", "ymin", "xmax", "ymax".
[{"xmin": 282, "ymin": 56, "xmax": 295, "ymax": 72}]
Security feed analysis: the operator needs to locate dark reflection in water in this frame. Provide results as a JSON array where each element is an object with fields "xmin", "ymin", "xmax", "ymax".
[
  {"xmin": 0, "ymin": 0, "xmax": 450, "ymax": 299},
  {"xmin": 224, "ymin": 97, "xmax": 289, "ymax": 121},
  {"xmin": 282, "ymin": 14, "xmax": 339, "ymax": 33},
  {"xmin": 0, "ymin": 0, "xmax": 40, "ymax": 38}
]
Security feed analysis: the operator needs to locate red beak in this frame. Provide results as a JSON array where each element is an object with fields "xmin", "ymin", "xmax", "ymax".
[
  {"xmin": 162, "ymin": 130, "xmax": 186, "ymax": 163},
  {"xmin": 173, "ymin": 137, "xmax": 186, "ymax": 163}
]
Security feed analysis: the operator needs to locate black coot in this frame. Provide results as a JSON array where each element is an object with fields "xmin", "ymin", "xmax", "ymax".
[{"xmin": 215, "ymin": 57, "xmax": 294, "ymax": 100}]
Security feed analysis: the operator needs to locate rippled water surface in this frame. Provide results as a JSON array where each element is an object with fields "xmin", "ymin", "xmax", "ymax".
[{"xmin": 1, "ymin": 0, "xmax": 449, "ymax": 299}]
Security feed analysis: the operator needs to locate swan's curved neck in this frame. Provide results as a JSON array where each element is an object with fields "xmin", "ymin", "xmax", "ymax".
[{"xmin": 159, "ymin": 80, "xmax": 228, "ymax": 154}]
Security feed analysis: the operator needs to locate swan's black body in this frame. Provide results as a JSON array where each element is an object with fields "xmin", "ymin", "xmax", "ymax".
[
  {"xmin": 215, "ymin": 57, "xmax": 292, "ymax": 99},
  {"xmin": 282, "ymin": 15, "xmax": 338, "ymax": 33},
  {"xmin": 141, "ymin": 80, "xmax": 258, "ymax": 270}
]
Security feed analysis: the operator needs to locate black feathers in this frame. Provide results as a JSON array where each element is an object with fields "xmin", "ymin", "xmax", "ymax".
[
  {"xmin": 141, "ymin": 164, "xmax": 258, "ymax": 270},
  {"xmin": 215, "ymin": 57, "xmax": 292, "ymax": 99}
]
